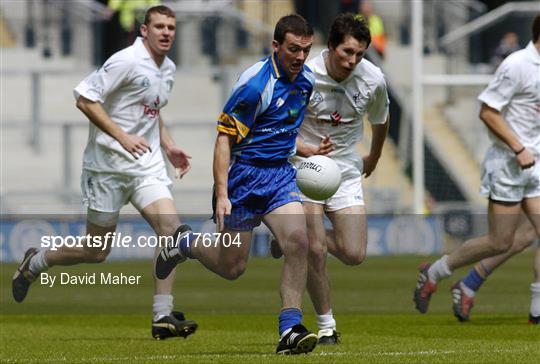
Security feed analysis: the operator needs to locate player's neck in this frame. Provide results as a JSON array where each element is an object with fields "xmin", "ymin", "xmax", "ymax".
[
  {"xmin": 534, "ymin": 40, "xmax": 540, "ymax": 54},
  {"xmin": 143, "ymin": 40, "xmax": 166, "ymax": 68}
]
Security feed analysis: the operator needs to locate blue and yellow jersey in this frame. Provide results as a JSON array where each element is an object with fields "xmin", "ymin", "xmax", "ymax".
[{"xmin": 217, "ymin": 52, "xmax": 315, "ymax": 162}]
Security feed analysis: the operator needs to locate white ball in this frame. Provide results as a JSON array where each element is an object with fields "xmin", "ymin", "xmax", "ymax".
[{"xmin": 296, "ymin": 155, "xmax": 342, "ymax": 201}]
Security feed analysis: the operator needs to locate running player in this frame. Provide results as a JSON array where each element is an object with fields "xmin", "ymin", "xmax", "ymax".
[
  {"xmin": 155, "ymin": 14, "xmax": 319, "ymax": 354},
  {"xmin": 414, "ymin": 13, "xmax": 540, "ymax": 324},
  {"xmin": 12, "ymin": 5, "xmax": 198, "ymax": 339}
]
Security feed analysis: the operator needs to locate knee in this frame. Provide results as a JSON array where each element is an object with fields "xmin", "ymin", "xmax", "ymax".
[
  {"xmin": 221, "ymin": 260, "xmax": 247, "ymax": 281},
  {"xmin": 83, "ymin": 249, "xmax": 110, "ymax": 263},
  {"xmin": 283, "ymin": 230, "xmax": 310, "ymax": 257},
  {"xmin": 338, "ymin": 246, "xmax": 366, "ymax": 266},
  {"xmin": 489, "ymin": 239, "xmax": 512, "ymax": 255},
  {"xmin": 308, "ymin": 241, "xmax": 327, "ymax": 268}
]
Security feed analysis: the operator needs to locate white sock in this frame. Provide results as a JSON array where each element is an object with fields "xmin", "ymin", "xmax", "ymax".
[
  {"xmin": 530, "ymin": 282, "xmax": 540, "ymax": 317},
  {"xmin": 460, "ymin": 281, "xmax": 476, "ymax": 297},
  {"xmin": 427, "ymin": 255, "xmax": 452, "ymax": 283},
  {"xmin": 316, "ymin": 309, "xmax": 336, "ymax": 331},
  {"xmin": 28, "ymin": 249, "xmax": 48, "ymax": 275},
  {"xmin": 152, "ymin": 294, "xmax": 173, "ymax": 322}
]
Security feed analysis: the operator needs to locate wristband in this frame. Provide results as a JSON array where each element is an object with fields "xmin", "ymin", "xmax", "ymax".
[{"xmin": 515, "ymin": 147, "xmax": 525, "ymax": 155}]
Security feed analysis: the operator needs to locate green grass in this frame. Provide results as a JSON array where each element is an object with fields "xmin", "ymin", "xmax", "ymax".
[{"xmin": 1, "ymin": 254, "xmax": 539, "ymax": 363}]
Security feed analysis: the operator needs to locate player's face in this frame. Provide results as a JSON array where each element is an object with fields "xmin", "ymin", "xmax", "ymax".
[
  {"xmin": 272, "ymin": 33, "xmax": 313, "ymax": 81},
  {"xmin": 140, "ymin": 13, "xmax": 176, "ymax": 57},
  {"xmin": 328, "ymin": 35, "xmax": 368, "ymax": 81}
]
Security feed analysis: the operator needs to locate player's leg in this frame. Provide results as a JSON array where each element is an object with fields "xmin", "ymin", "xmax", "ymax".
[
  {"xmin": 521, "ymin": 196, "xmax": 540, "ymax": 324},
  {"xmin": 530, "ymin": 246, "xmax": 540, "ymax": 324},
  {"xmin": 326, "ymin": 206, "xmax": 367, "ymax": 265},
  {"xmin": 452, "ymin": 218, "xmax": 537, "ymax": 321},
  {"xmin": 264, "ymin": 202, "xmax": 318, "ymax": 354},
  {"xmin": 12, "ymin": 210, "xmax": 117, "ymax": 303},
  {"xmin": 414, "ymin": 199, "xmax": 521, "ymax": 314},
  {"xmin": 302, "ymin": 202, "xmax": 338, "ymax": 344},
  {"xmin": 133, "ymin": 184, "xmax": 198, "ymax": 339}
]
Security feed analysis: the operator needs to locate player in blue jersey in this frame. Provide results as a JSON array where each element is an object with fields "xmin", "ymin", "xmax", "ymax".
[{"xmin": 155, "ymin": 14, "xmax": 319, "ymax": 354}]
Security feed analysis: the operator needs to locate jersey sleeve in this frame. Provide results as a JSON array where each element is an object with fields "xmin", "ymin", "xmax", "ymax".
[
  {"xmin": 366, "ymin": 76, "xmax": 390, "ymax": 124},
  {"xmin": 478, "ymin": 60, "xmax": 519, "ymax": 111},
  {"xmin": 73, "ymin": 53, "xmax": 132, "ymax": 103},
  {"xmin": 217, "ymin": 83, "xmax": 261, "ymax": 143}
]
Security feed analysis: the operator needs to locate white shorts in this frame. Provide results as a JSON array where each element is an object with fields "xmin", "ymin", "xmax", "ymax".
[
  {"xmin": 81, "ymin": 169, "xmax": 173, "ymax": 213},
  {"xmin": 300, "ymin": 175, "xmax": 364, "ymax": 212},
  {"xmin": 480, "ymin": 146, "xmax": 540, "ymax": 202}
]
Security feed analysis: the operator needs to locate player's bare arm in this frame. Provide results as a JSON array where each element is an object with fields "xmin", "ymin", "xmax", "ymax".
[
  {"xmin": 158, "ymin": 116, "xmax": 192, "ymax": 178},
  {"xmin": 363, "ymin": 118, "xmax": 389, "ymax": 177},
  {"xmin": 479, "ymin": 103, "xmax": 535, "ymax": 169},
  {"xmin": 213, "ymin": 133, "xmax": 234, "ymax": 231},
  {"xmin": 295, "ymin": 136, "xmax": 334, "ymax": 157},
  {"xmin": 76, "ymin": 96, "xmax": 150, "ymax": 159}
]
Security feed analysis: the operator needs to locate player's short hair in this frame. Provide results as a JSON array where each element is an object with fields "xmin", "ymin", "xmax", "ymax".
[
  {"xmin": 532, "ymin": 13, "xmax": 540, "ymax": 43},
  {"xmin": 328, "ymin": 13, "xmax": 371, "ymax": 50},
  {"xmin": 144, "ymin": 5, "xmax": 176, "ymax": 25},
  {"xmin": 273, "ymin": 14, "xmax": 314, "ymax": 45}
]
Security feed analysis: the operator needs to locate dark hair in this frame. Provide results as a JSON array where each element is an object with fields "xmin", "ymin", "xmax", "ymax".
[
  {"xmin": 533, "ymin": 13, "xmax": 540, "ymax": 43},
  {"xmin": 144, "ymin": 5, "xmax": 176, "ymax": 25},
  {"xmin": 273, "ymin": 14, "xmax": 314, "ymax": 44},
  {"xmin": 328, "ymin": 13, "xmax": 371, "ymax": 50}
]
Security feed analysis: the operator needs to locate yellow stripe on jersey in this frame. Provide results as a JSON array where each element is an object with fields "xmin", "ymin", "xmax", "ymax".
[
  {"xmin": 271, "ymin": 52, "xmax": 281, "ymax": 78},
  {"xmin": 217, "ymin": 112, "xmax": 251, "ymax": 143}
]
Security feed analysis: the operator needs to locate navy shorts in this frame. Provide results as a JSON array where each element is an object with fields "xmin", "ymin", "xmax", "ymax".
[{"xmin": 213, "ymin": 159, "xmax": 302, "ymax": 231}]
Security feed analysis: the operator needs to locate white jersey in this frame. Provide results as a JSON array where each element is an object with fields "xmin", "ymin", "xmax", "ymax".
[
  {"xmin": 74, "ymin": 37, "xmax": 176, "ymax": 176},
  {"xmin": 298, "ymin": 50, "xmax": 389, "ymax": 178},
  {"xmin": 478, "ymin": 41, "xmax": 540, "ymax": 155}
]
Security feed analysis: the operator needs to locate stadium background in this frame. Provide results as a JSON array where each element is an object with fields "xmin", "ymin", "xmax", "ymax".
[{"xmin": 1, "ymin": 1, "xmax": 539, "ymax": 362}]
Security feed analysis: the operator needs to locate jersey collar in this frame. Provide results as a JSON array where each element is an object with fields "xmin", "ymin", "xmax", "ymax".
[
  {"xmin": 270, "ymin": 52, "xmax": 285, "ymax": 79},
  {"xmin": 526, "ymin": 41, "xmax": 540, "ymax": 65},
  {"xmin": 134, "ymin": 37, "xmax": 151, "ymax": 60}
]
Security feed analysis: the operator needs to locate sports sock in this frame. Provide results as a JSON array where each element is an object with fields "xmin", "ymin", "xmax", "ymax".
[
  {"xmin": 530, "ymin": 282, "xmax": 540, "ymax": 317},
  {"xmin": 427, "ymin": 255, "xmax": 452, "ymax": 283},
  {"xmin": 461, "ymin": 264, "xmax": 490, "ymax": 297},
  {"xmin": 177, "ymin": 232, "xmax": 195, "ymax": 259},
  {"xmin": 316, "ymin": 309, "xmax": 336, "ymax": 331},
  {"xmin": 279, "ymin": 308, "xmax": 302, "ymax": 337},
  {"xmin": 28, "ymin": 249, "xmax": 48, "ymax": 275},
  {"xmin": 153, "ymin": 294, "xmax": 173, "ymax": 322}
]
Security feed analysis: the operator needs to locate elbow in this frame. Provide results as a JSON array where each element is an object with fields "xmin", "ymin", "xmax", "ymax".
[{"xmin": 76, "ymin": 97, "xmax": 86, "ymax": 112}]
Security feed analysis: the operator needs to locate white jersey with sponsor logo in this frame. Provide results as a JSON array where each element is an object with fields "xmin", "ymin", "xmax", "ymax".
[
  {"xmin": 298, "ymin": 50, "xmax": 389, "ymax": 178},
  {"xmin": 478, "ymin": 41, "xmax": 540, "ymax": 155},
  {"xmin": 74, "ymin": 37, "xmax": 176, "ymax": 176}
]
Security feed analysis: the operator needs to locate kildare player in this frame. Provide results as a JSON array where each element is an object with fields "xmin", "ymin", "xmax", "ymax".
[
  {"xmin": 12, "ymin": 6, "xmax": 198, "ymax": 339},
  {"xmin": 414, "ymin": 13, "xmax": 540, "ymax": 324}
]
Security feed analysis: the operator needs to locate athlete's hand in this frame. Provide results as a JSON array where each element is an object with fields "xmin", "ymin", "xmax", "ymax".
[
  {"xmin": 362, "ymin": 154, "xmax": 380, "ymax": 178},
  {"xmin": 215, "ymin": 196, "xmax": 232, "ymax": 232},
  {"xmin": 302, "ymin": 136, "xmax": 334, "ymax": 156},
  {"xmin": 516, "ymin": 148, "xmax": 535, "ymax": 169},
  {"xmin": 166, "ymin": 147, "xmax": 192, "ymax": 178},
  {"xmin": 119, "ymin": 133, "xmax": 151, "ymax": 159},
  {"xmin": 315, "ymin": 136, "xmax": 334, "ymax": 155}
]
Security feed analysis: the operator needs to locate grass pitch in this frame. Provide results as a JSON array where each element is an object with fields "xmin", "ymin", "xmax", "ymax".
[{"xmin": 1, "ymin": 254, "xmax": 539, "ymax": 363}]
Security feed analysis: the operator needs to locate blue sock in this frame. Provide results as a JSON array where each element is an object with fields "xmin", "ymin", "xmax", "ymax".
[
  {"xmin": 279, "ymin": 308, "xmax": 302, "ymax": 336},
  {"xmin": 462, "ymin": 267, "xmax": 486, "ymax": 292},
  {"xmin": 178, "ymin": 232, "xmax": 195, "ymax": 259}
]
